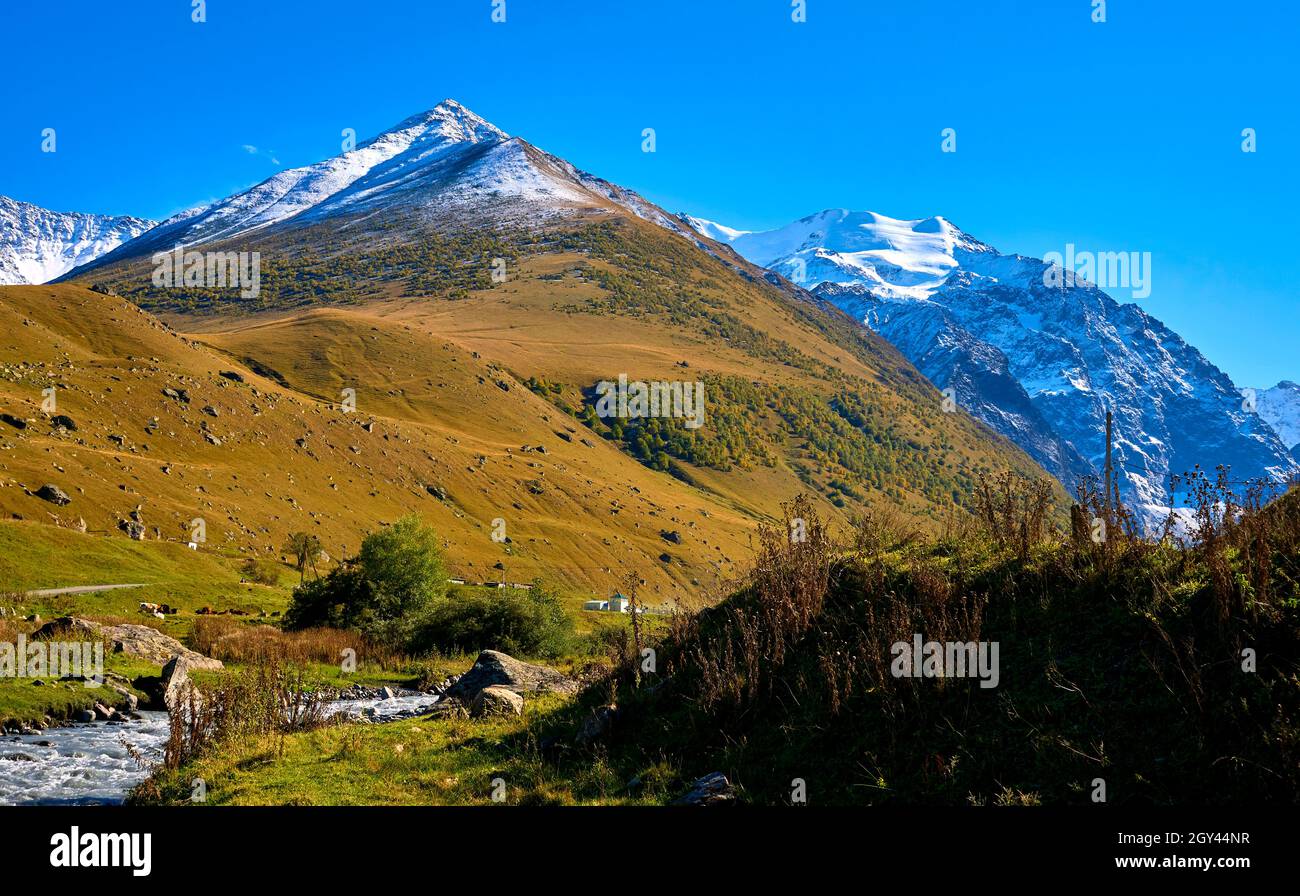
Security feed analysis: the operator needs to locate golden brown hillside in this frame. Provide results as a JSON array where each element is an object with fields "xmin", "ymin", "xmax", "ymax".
[
  {"xmin": 19, "ymin": 212, "xmax": 1068, "ymax": 605},
  {"xmin": 0, "ymin": 284, "xmax": 759, "ymax": 603}
]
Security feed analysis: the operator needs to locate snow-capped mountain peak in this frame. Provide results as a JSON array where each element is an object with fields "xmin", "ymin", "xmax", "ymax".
[
  {"xmin": 688, "ymin": 209, "xmax": 1299, "ymax": 524},
  {"xmin": 68, "ymin": 100, "xmax": 699, "ymax": 273},
  {"xmin": 688, "ymin": 208, "xmax": 990, "ymax": 301},
  {"xmin": 0, "ymin": 196, "xmax": 155, "ymax": 285},
  {"xmin": 138, "ymin": 100, "xmax": 511, "ymax": 248}
]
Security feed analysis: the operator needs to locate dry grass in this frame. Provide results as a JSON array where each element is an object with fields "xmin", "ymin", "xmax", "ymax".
[
  {"xmin": 160, "ymin": 658, "xmax": 333, "ymax": 773},
  {"xmin": 191, "ymin": 617, "xmax": 402, "ymax": 668}
]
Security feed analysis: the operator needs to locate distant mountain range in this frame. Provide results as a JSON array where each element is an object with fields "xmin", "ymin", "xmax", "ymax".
[
  {"xmin": 2, "ymin": 104, "xmax": 1293, "ymax": 530},
  {"xmin": 1, "ymin": 102, "xmax": 1063, "ymax": 595},
  {"xmin": 686, "ymin": 208, "xmax": 1298, "ymax": 523},
  {"xmin": 0, "ymin": 195, "xmax": 153, "ymax": 285}
]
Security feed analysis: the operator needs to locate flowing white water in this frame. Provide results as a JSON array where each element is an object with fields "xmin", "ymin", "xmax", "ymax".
[
  {"xmin": 325, "ymin": 692, "xmax": 440, "ymax": 723},
  {"xmin": 0, "ymin": 713, "xmax": 169, "ymax": 806},
  {"xmin": 0, "ymin": 692, "xmax": 441, "ymax": 805}
]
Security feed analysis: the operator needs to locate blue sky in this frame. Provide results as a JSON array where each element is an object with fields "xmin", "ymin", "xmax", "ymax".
[{"xmin": 2, "ymin": 0, "xmax": 1296, "ymax": 387}]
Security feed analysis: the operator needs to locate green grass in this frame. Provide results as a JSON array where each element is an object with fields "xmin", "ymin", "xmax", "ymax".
[
  {"xmin": 0, "ymin": 520, "xmax": 296, "ymax": 620},
  {"xmin": 0, "ymin": 653, "xmax": 157, "ymax": 727},
  {"xmin": 136, "ymin": 692, "xmax": 674, "ymax": 806},
  {"xmin": 0, "ymin": 520, "xmax": 301, "ymax": 723}
]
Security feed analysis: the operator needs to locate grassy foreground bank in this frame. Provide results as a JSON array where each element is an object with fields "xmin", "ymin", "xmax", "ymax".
[{"xmin": 133, "ymin": 480, "xmax": 1300, "ymax": 806}]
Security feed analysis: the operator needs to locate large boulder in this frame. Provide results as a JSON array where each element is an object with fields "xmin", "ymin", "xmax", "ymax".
[
  {"xmin": 35, "ymin": 484, "xmax": 71, "ymax": 506},
  {"xmin": 469, "ymin": 686, "xmax": 524, "ymax": 718},
  {"xmin": 159, "ymin": 655, "xmax": 200, "ymax": 711},
  {"xmin": 32, "ymin": 617, "xmax": 223, "ymax": 671},
  {"xmin": 445, "ymin": 650, "xmax": 578, "ymax": 702}
]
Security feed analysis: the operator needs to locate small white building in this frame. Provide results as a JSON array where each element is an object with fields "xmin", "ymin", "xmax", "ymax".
[
  {"xmin": 608, "ymin": 593, "xmax": 630, "ymax": 613},
  {"xmin": 583, "ymin": 599, "xmax": 609, "ymax": 611}
]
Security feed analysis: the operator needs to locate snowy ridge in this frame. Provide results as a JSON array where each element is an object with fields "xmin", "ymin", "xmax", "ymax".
[
  {"xmin": 0, "ymin": 196, "xmax": 155, "ymax": 285},
  {"xmin": 1256, "ymin": 381, "xmax": 1300, "ymax": 452},
  {"xmin": 687, "ymin": 209, "xmax": 990, "ymax": 300},
  {"xmin": 689, "ymin": 210, "xmax": 1299, "ymax": 525},
  {"xmin": 69, "ymin": 100, "xmax": 696, "ymax": 273}
]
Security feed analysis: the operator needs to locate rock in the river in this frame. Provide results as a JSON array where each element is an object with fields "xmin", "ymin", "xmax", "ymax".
[
  {"xmin": 445, "ymin": 650, "xmax": 577, "ymax": 702},
  {"xmin": 72, "ymin": 709, "xmax": 96, "ymax": 723},
  {"xmin": 469, "ymin": 686, "xmax": 524, "ymax": 717},
  {"xmin": 35, "ymin": 484, "xmax": 71, "ymax": 506},
  {"xmin": 673, "ymin": 772, "xmax": 737, "ymax": 806}
]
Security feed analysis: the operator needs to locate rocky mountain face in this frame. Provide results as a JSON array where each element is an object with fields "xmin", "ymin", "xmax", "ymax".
[
  {"xmin": 0, "ymin": 195, "xmax": 154, "ymax": 285},
  {"xmin": 688, "ymin": 209, "xmax": 1298, "ymax": 524},
  {"xmin": 1256, "ymin": 381, "xmax": 1300, "ymax": 460}
]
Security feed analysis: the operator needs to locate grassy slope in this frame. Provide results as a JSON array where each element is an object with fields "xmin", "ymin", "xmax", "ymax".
[
  {"xmin": 0, "ymin": 282, "xmax": 759, "ymax": 605},
  {"xmin": 0, "ymin": 520, "xmax": 294, "ymax": 616}
]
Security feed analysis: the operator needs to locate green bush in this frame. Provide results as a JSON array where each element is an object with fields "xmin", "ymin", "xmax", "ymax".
[
  {"xmin": 283, "ymin": 515, "xmax": 447, "ymax": 648},
  {"xmin": 411, "ymin": 583, "xmax": 575, "ymax": 659},
  {"xmin": 240, "ymin": 557, "xmax": 281, "ymax": 586}
]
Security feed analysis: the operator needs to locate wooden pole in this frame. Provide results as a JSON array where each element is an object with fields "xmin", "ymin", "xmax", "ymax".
[{"xmin": 1104, "ymin": 410, "xmax": 1114, "ymax": 527}]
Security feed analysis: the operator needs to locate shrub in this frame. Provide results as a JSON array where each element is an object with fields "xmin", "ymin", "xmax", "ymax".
[
  {"xmin": 411, "ymin": 583, "xmax": 575, "ymax": 658},
  {"xmin": 240, "ymin": 556, "xmax": 282, "ymax": 586},
  {"xmin": 283, "ymin": 515, "xmax": 447, "ymax": 648},
  {"xmin": 158, "ymin": 658, "xmax": 331, "ymax": 772}
]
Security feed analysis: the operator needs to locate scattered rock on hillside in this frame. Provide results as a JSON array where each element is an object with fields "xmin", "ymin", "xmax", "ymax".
[
  {"xmin": 445, "ymin": 650, "xmax": 578, "ymax": 702},
  {"xmin": 32, "ymin": 617, "xmax": 223, "ymax": 671},
  {"xmin": 469, "ymin": 686, "xmax": 524, "ymax": 717},
  {"xmin": 673, "ymin": 772, "xmax": 737, "ymax": 806},
  {"xmin": 49, "ymin": 414, "xmax": 76, "ymax": 431},
  {"xmin": 119, "ymin": 519, "xmax": 146, "ymax": 540},
  {"xmin": 35, "ymin": 484, "xmax": 71, "ymax": 506},
  {"xmin": 0, "ymin": 413, "xmax": 26, "ymax": 430}
]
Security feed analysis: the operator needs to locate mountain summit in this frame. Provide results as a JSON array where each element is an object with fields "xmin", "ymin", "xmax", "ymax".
[
  {"xmin": 72, "ymin": 100, "xmax": 693, "ymax": 273},
  {"xmin": 689, "ymin": 209, "xmax": 1299, "ymax": 523}
]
